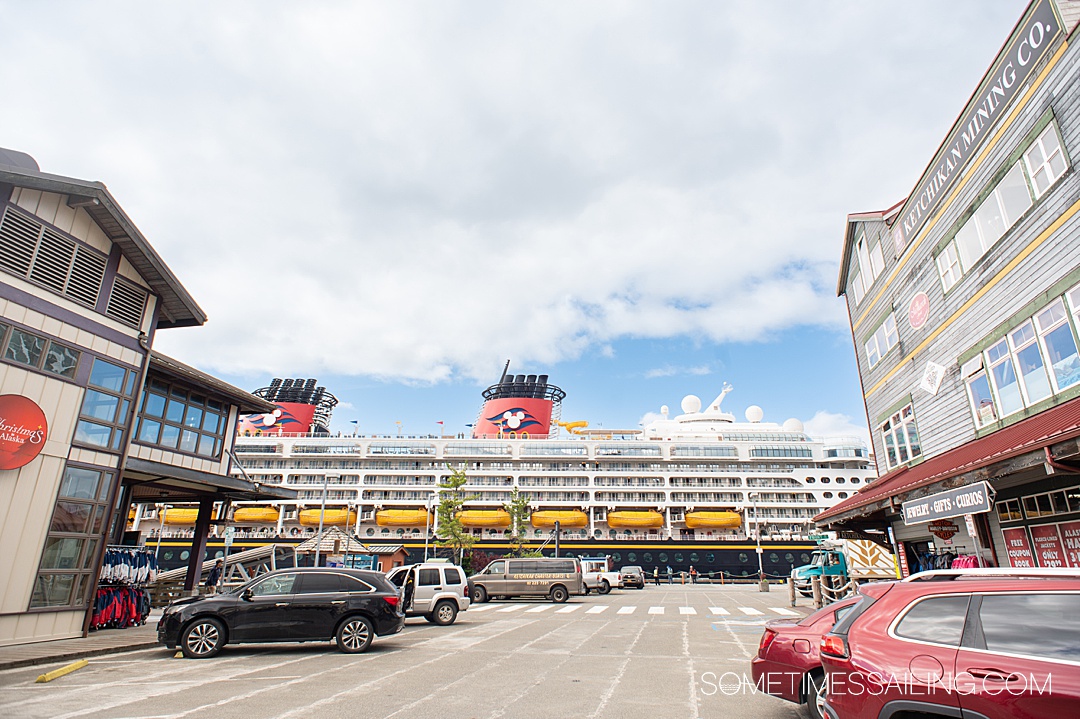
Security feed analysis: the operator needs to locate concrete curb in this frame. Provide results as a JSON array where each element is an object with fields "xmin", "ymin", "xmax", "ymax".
[{"xmin": 0, "ymin": 641, "xmax": 161, "ymax": 672}]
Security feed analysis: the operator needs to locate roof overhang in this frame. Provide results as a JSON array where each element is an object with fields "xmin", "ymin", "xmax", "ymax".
[
  {"xmin": 0, "ymin": 164, "xmax": 206, "ymax": 330},
  {"xmin": 835, "ymin": 199, "xmax": 906, "ymax": 297},
  {"xmin": 149, "ymin": 352, "xmax": 276, "ymax": 414},
  {"xmin": 124, "ymin": 457, "xmax": 296, "ymax": 502}
]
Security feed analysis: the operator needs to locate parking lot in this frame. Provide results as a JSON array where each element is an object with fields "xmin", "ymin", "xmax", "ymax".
[{"xmin": 0, "ymin": 585, "xmax": 811, "ymax": 719}]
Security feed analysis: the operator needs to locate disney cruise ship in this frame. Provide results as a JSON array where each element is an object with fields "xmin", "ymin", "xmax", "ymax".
[{"xmin": 140, "ymin": 370, "xmax": 875, "ymax": 578}]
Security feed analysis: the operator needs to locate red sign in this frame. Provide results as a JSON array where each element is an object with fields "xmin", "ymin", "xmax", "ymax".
[
  {"xmin": 0, "ymin": 395, "xmax": 48, "ymax": 470},
  {"xmin": 928, "ymin": 520, "xmax": 958, "ymax": 540},
  {"xmin": 473, "ymin": 398, "xmax": 554, "ymax": 439},
  {"xmin": 1030, "ymin": 524, "xmax": 1067, "ymax": 568},
  {"xmin": 1058, "ymin": 521, "xmax": 1080, "ymax": 568},
  {"xmin": 895, "ymin": 540, "xmax": 910, "ymax": 578},
  {"xmin": 908, "ymin": 292, "xmax": 930, "ymax": 330},
  {"xmin": 237, "ymin": 402, "xmax": 318, "ymax": 436},
  {"xmin": 1002, "ymin": 527, "xmax": 1035, "ymax": 568}
]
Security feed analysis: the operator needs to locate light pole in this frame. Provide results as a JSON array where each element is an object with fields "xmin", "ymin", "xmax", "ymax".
[
  {"xmin": 154, "ymin": 504, "xmax": 168, "ymax": 561},
  {"xmin": 314, "ymin": 473, "xmax": 331, "ymax": 567},
  {"xmin": 423, "ymin": 494, "xmax": 435, "ymax": 561},
  {"xmin": 748, "ymin": 492, "xmax": 767, "ymax": 592}
]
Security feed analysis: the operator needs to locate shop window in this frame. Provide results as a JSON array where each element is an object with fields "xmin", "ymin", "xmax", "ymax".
[
  {"xmin": 996, "ymin": 499, "xmax": 1023, "ymax": 523},
  {"xmin": 73, "ymin": 358, "xmax": 137, "ymax": 453},
  {"xmin": 880, "ymin": 404, "xmax": 922, "ymax": 470},
  {"xmin": 0, "ymin": 323, "xmax": 81, "ymax": 379},
  {"xmin": 135, "ymin": 376, "xmax": 227, "ymax": 459},
  {"xmin": 865, "ymin": 313, "xmax": 899, "ymax": 368}
]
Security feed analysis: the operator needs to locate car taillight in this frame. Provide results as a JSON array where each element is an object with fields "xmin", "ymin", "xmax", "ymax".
[
  {"xmin": 383, "ymin": 596, "xmax": 400, "ymax": 607},
  {"xmin": 758, "ymin": 628, "xmax": 778, "ymax": 656},
  {"xmin": 820, "ymin": 634, "xmax": 848, "ymax": 659}
]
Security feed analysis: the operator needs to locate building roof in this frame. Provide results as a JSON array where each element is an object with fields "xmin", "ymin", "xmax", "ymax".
[
  {"xmin": 835, "ymin": 199, "xmax": 905, "ymax": 297},
  {"xmin": 124, "ymin": 457, "xmax": 297, "ymax": 502},
  {"xmin": 0, "ymin": 157, "xmax": 206, "ymax": 329},
  {"xmin": 150, "ymin": 351, "xmax": 276, "ymax": 414},
  {"xmin": 816, "ymin": 396, "xmax": 1080, "ymax": 525}
]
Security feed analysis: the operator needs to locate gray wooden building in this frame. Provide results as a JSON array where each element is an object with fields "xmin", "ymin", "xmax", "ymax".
[{"xmin": 819, "ymin": 0, "xmax": 1080, "ymax": 574}]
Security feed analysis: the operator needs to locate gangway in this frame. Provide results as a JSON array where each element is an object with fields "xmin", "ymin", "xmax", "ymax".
[{"xmin": 154, "ymin": 543, "xmax": 297, "ymax": 586}]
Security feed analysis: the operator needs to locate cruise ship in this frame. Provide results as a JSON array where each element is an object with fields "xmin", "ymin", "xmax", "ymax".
[{"xmin": 136, "ymin": 370, "xmax": 876, "ymax": 578}]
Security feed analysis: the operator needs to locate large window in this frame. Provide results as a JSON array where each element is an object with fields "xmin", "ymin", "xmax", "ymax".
[
  {"xmin": 135, "ymin": 377, "xmax": 227, "ymax": 459},
  {"xmin": 850, "ymin": 231, "xmax": 886, "ymax": 304},
  {"xmin": 880, "ymin": 404, "xmax": 921, "ymax": 470},
  {"xmin": 936, "ymin": 121, "xmax": 1069, "ymax": 292},
  {"xmin": 31, "ymin": 465, "xmax": 115, "ymax": 609},
  {"xmin": 0, "ymin": 322, "xmax": 81, "ymax": 379},
  {"xmin": 865, "ymin": 313, "xmax": 899, "ymax": 368},
  {"xmin": 963, "ymin": 288, "xmax": 1080, "ymax": 427},
  {"xmin": 73, "ymin": 358, "xmax": 137, "ymax": 452}
]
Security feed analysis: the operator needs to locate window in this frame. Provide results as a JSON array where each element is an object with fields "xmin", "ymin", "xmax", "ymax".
[
  {"xmin": 1034, "ymin": 299, "xmax": 1080, "ymax": 392},
  {"xmin": 996, "ymin": 498, "xmax": 1023, "ymax": 522},
  {"xmin": 250, "ymin": 573, "xmax": 298, "ymax": 596},
  {"xmin": 880, "ymin": 404, "xmax": 921, "ymax": 470},
  {"xmin": 30, "ymin": 465, "xmax": 115, "ymax": 609},
  {"xmin": 894, "ymin": 596, "xmax": 969, "ymax": 646},
  {"xmin": 298, "ymin": 573, "xmax": 343, "ymax": 593},
  {"xmin": 0, "ymin": 323, "xmax": 81, "ymax": 379},
  {"xmin": 73, "ymin": 358, "xmax": 136, "ymax": 452},
  {"xmin": 936, "ymin": 243, "xmax": 963, "ymax": 292},
  {"xmin": 1023, "ymin": 123, "xmax": 1067, "ymax": 197},
  {"xmin": 1010, "ymin": 321, "xmax": 1052, "ymax": 404},
  {"xmin": 135, "ymin": 377, "xmax": 227, "ymax": 459},
  {"xmin": 979, "ymin": 594, "xmax": 1080, "ymax": 662},
  {"xmin": 418, "ymin": 569, "xmax": 440, "ymax": 586},
  {"xmin": 851, "ymin": 232, "xmax": 886, "ymax": 304},
  {"xmin": 865, "ymin": 314, "xmax": 899, "ymax": 368}
]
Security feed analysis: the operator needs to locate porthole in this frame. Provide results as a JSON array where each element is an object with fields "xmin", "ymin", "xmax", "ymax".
[
  {"xmin": 179, "ymin": 551, "xmax": 190, "ymax": 560},
  {"xmin": 738, "ymin": 553, "xmax": 749, "ymax": 563},
  {"xmin": 806, "ymin": 477, "xmax": 816, "ymax": 484},
  {"xmin": 851, "ymin": 478, "xmax": 861, "ymax": 484},
  {"xmin": 659, "ymin": 552, "xmax": 668, "ymax": 563},
  {"xmin": 823, "ymin": 492, "xmax": 833, "ymax": 498},
  {"xmin": 705, "ymin": 552, "xmax": 715, "ymax": 564},
  {"xmin": 627, "ymin": 552, "xmax": 637, "ymax": 562},
  {"xmin": 366, "ymin": 528, "xmax": 374, "ymax": 536},
  {"xmin": 836, "ymin": 478, "xmax": 846, "ymax": 484},
  {"xmin": 785, "ymin": 553, "xmax": 794, "ymax": 564},
  {"xmin": 689, "ymin": 552, "xmax": 700, "ymax": 563},
  {"xmin": 674, "ymin": 553, "xmax": 684, "ymax": 563},
  {"xmin": 594, "ymin": 529, "xmax": 603, "ymax": 538},
  {"xmin": 612, "ymin": 553, "xmax": 622, "ymax": 563},
  {"xmin": 839, "ymin": 492, "xmax": 848, "ymax": 499},
  {"xmin": 214, "ymin": 550, "xmax": 224, "ymax": 559},
  {"xmin": 768, "ymin": 553, "xmax": 779, "ymax": 564},
  {"xmin": 643, "ymin": 552, "xmax": 653, "ymax": 564},
  {"xmin": 801, "ymin": 553, "xmax": 811, "ymax": 563},
  {"xmin": 821, "ymin": 477, "xmax": 831, "ymax": 484}
]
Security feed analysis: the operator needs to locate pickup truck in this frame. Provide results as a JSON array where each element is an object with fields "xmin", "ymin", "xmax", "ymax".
[
  {"xmin": 790, "ymin": 539, "xmax": 896, "ymax": 596},
  {"xmin": 580, "ymin": 556, "xmax": 620, "ymax": 595}
]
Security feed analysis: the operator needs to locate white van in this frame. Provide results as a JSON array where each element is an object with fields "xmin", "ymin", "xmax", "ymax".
[
  {"xmin": 470, "ymin": 557, "xmax": 583, "ymax": 603},
  {"xmin": 386, "ymin": 561, "xmax": 471, "ymax": 625}
]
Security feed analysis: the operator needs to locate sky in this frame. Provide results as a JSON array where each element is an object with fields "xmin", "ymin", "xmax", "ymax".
[{"xmin": 1, "ymin": 1, "xmax": 1031, "ymax": 445}]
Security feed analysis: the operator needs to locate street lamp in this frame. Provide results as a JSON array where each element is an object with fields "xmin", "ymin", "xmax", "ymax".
[
  {"xmin": 423, "ymin": 494, "xmax": 436, "ymax": 561},
  {"xmin": 748, "ymin": 492, "xmax": 767, "ymax": 592},
  {"xmin": 313, "ymin": 473, "xmax": 333, "ymax": 567}
]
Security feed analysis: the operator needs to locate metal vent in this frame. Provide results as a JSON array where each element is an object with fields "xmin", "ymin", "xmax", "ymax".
[
  {"xmin": 66, "ymin": 247, "xmax": 107, "ymax": 306},
  {"xmin": 29, "ymin": 228, "xmax": 76, "ymax": 293},
  {"xmin": 106, "ymin": 278, "xmax": 148, "ymax": 327},
  {"xmin": 0, "ymin": 207, "xmax": 41, "ymax": 276}
]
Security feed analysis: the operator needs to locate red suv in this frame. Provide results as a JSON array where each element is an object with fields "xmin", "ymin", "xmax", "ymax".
[{"xmin": 819, "ymin": 568, "xmax": 1080, "ymax": 719}]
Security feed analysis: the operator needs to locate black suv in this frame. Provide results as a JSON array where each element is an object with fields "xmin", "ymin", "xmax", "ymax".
[{"xmin": 158, "ymin": 567, "xmax": 405, "ymax": 658}]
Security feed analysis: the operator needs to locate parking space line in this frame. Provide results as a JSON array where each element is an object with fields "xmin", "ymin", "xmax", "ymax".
[
  {"xmin": 738, "ymin": 607, "xmax": 763, "ymax": 616},
  {"xmin": 586, "ymin": 605, "xmax": 609, "ymax": 614},
  {"xmin": 709, "ymin": 607, "xmax": 729, "ymax": 615},
  {"xmin": 679, "ymin": 607, "xmax": 696, "ymax": 615},
  {"xmin": 617, "ymin": 606, "xmax": 636, "ymax": 614},
  {"xmin": 555, "ymin": 605, "xmax": 582, "ymax": 614},
  {"xmin": 769, "ymin": 608, "xmax": 799, "ymax": 616},
  {"xmin": 648, "ymin": 607, "xmax": 664, "ymax": 615},
  {"xmin": 525, "ymin": 605, "xmax": 551, "ymax": 613},
  {"xmin": 497, "ymin": 605, "xmax": 524, "ymax": 613}
]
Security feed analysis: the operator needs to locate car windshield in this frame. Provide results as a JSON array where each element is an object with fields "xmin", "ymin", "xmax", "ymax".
[{"xmin": 621, "ymin": 566, "xmax": 642, "ymax": 573}]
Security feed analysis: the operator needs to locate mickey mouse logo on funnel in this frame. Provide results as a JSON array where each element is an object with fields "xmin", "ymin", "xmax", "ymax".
[{"xmin": 0, "ymin": 395, "xmax": 48, "ymax": 470}]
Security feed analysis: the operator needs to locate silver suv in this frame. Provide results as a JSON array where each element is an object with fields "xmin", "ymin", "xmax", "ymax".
[{"xmin": 386, "ymin": 561, "xmax": 471, "ymax": 626}]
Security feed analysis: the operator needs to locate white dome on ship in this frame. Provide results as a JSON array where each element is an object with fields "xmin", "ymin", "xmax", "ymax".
[
  {"xmin": 745, "ymin": 405, "xmax": 763, "ymax": 423},
  {"xmin": 681, "ymin": 395, "xmax": 702, "ymax": 414},
  {"xmin": 783, "ymin": 418, "xmax": 804, "ymax": 433}
]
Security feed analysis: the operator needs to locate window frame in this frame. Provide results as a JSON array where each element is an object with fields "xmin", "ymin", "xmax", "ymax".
[
  {"xmin": 134, "ymin": 376, "xmax": 228, "ymax": 460},
  {"xmin": 879, "ymin": 403, "xmax": 922, "ymax": 470},
  {"xmin": 865, "ymin": 313, "xmax": 899, "ymax": 368},
  {"xmin": 72, "ymin": 358, "xmax": 137, "ymax": 453},
  {"xmin": 1023, "ymin": 122, "xmax": 1068, "ymax": 198},
  {"xmin": 0, "ymin": 322, "xmax": 82, "ymax": 380}
]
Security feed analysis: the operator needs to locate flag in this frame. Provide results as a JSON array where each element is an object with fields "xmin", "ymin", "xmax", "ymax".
[{"xmin": 437, "ymin": 421, "xmax": 444, "ymax": 425}]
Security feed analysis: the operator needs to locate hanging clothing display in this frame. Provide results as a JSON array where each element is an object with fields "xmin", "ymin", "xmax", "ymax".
[
  {"xmin": 99, "ymin": 546, "xmax": 158, "ymax": 585},
  {"xmin": 91, "ymin": 586, "xmax": 151, "ymax": 630}
]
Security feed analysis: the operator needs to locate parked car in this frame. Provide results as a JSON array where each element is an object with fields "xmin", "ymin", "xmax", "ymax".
[
  {"xmin": 820, "ymin": 568, "xmax": 1080, "ymax": 719},
  {"xmin": 385, "ymin": 561, "xmax": 471, "ymax": 625},
  {"xmin": 619, "ymin": 566, "xmax": 645, "ymax": 589},
  {"xmin": 470, "ymin": 557, "xmax": 584, "ymax": 603},
  {"xmin": 751, "ymin": 597, "xmax": 858, "ymax": 719},
  {"xmin": 580, "ymin": 556, "xmax": 621, "ymax": 595},
  {"xmin": 158, "ymin": 567, "xmax": 404, "ymax": 658}
]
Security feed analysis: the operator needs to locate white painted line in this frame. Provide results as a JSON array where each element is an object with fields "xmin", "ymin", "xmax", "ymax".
[
  {"xmin": 617, "ymin": 606, "xmax": 636, "ymax": 615},
  {"xmin": 770, "ymin": 607, "xmax": 799, "ymax": 616},
  {"xmin": 709, "ymin": 607, "xmax": 730, "ymax": 616},
  {"xmin": 586, "ymin": 605, "xmax": 609, "ymax": 614},
  {"xmin": 469, "ymin": 604, "xmax": 498, "ymax": 612},
  {"xmin": 556, "ymin": 604, "xmax": 582, "ymax": 613},
  {"xmin": 648, "ymin": 606, "xmax": 664, "ymax": 615},
  {"xmin": 497, "ymin": 605, "xmax": 524, "ymax": 613},
  {"xmin": 525, "ymin": 605, "xmax": 551, "ymax": 613},
  {"xmin": 679, "ymin": 607, "xmax": 696, "ymax": 615},
  {"xmin": 738, "ymin": 607, "xmax": 764, "ymax": 616}
]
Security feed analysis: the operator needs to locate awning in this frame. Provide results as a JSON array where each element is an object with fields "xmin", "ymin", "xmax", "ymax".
[
  {"xmin": 124, "ymin": 457, "xmax": 297, "ymax": 503},
  {"xmin": 816, "ymin": 396, "xmax": 1080, "ymax": 527}
]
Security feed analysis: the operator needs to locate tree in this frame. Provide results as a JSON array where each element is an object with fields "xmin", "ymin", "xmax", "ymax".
[
  {"xmin": 435, "ymin": 465, "xmax": 476, "ymax": 563},
  {"xmin": 503, "ymin": 485, "xmax": 531, "ymax": 557}
]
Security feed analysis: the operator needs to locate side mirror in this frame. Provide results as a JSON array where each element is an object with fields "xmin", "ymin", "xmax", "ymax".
[{"xmin": 241, "ymin": 588, "xmax": 254, "ymax": 601}]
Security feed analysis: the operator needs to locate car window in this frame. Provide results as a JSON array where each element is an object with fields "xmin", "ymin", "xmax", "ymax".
[
  {"xmin": 249, "ymin": 573, "xmax": 298, "ymax": 596},
  {"xmin": 444, "ymin": 568, "xmax": 463, "ymax": 585},
  {"xmin": 486, "ymin": 561, "xmax": 505, "ymax": 575},
  {"xmin": 978, "ymin": 593, "xmax": 1080, "ymax": 662},
  {"xmin": 894, "ymin": 595, "xmax": 969, "ymax": 646},
  {"xmin": 297, "ymin": 573, "xmax": 343, "ymax": 594},
  {"xmin": 341, "ymin": 575, "xmax": 375, "ymax": 593},
  {"xmin": 418, "ymin": 568, "xmax": 441, "ymax": 586},
  {"xmin": 386, "ymin": 569, "xmax": 407, "ymax": 587}
]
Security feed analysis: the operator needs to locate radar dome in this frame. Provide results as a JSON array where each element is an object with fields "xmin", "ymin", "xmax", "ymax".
[
  {"xmin": 681, "ymin": 395, "xmax": 702, "ymax": 414},
  {"xmin": 745, "ymin": 405, "xmax": 764, "ymax": 423},
  {"xmin": 783, "ymin": 418, "xmax": 804, "ymax": 433},
  {"xmin": 661, "ymin": 405, "xmax": 669, "ymax": 417}
]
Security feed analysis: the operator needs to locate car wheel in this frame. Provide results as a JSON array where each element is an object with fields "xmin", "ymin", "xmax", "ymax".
[
  {"xmin": 181, "ymin": 617, "xmax": 225, "ymax": 659},
  {"xmin": 336, "ymin": 616, "xmax": 374, "ymax": 653},
  {"xmin": 472, "ymin": 586, "xmax": 488, "ymax": 604},
  {"xmin": 550, "ymin": 585, "xmax": 568, "ymax": 603},
  {"xmin": 805, "ymin": 671, "xmax": 825, "ymax": 719},
  {"xmin": 432, "ymin": 600, "xmax": 458, "ymax": 626},
  {"xmin": 598, "ymin": 580, "xmax": 611, "ymax": 595}
]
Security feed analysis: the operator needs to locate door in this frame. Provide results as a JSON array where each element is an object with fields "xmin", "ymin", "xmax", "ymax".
[
  {"xmin": 228, "ymin": 572, "xmax": 300, "ymax": 642},
  {"xmin": 289, "ymin": 572, "xmax": 350, "ymax": 640},
  {"xmin": 412, "ymin": 567, "xmax": 442, "ymax": 614},
  {"xmin": 481, "ymin": 560, "xmax": 507, "ymax": 595}
]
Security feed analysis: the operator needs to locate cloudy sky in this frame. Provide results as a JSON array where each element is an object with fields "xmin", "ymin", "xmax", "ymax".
[{"xmin": 2, "ymin": 1, "xmax": 1029, "ymax": 442}]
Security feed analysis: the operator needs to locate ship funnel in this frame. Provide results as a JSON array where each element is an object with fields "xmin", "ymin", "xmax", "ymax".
[{"xmin": 474, "ymin": 365, "xmax": 566, "ymax": 439}]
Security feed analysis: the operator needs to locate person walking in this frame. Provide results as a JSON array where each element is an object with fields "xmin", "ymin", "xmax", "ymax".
[
  {"xmin": 652, "ymin": 567, "xmax": 660, "ymax": 586},
  {"xmin": 689, "ymin": 565, "xmax": 698, "ymax": 584},
  {"xmin": 666, "ymin": 565, "xmax": 673, "ymax": 584},
  {"xmin": 205, "ymin": 558, "xmax": 224, "ymax": 594}
]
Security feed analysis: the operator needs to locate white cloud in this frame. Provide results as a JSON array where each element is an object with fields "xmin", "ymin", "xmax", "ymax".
[
  {"xmin": 803, "ymin": 411, "xmax": 871, "ymax": 449},
  {"xmin": 644, "ymin": 364, "xmax": 712, "ymax": 379}
]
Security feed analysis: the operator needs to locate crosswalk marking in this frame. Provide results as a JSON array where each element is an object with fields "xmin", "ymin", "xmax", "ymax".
[
  {"xmin": 525, "ymin": 605, "xmax": 551, "ymax": 613},
  {"xmin": 556, "ymin": 604, "xmax": 582, "ymax": 614},
  {"xmin": 709, "ymin": 607, "xmax": 729, "ymax": 616},
  {"xmin": 470, "ymin": 604, "xmax": 498, "ymax": 612},
  {"xmin": 679, "ymin": 607, "xmax": 697, "ymax": 615},
  {"xmin": 497, "ymin": 605, "xmax": 524, "ymax": 613},
  {"xmin": 617, "ymin": 606, "xmax": 636, "ymax": 615},
  {"xmin": 769, "ymin": 608, "xmax": 799, "ymax": 616},
  {"xmin": 648, "ymin": 606, "xmax": 664, "ymax": 615},
  {"xmin": 586, "ymin": 605, "xmax": 609, "ymax": 614},
  {"xmin": 738, "ymin": 607, "xmax": 764, "ymax": 616}
]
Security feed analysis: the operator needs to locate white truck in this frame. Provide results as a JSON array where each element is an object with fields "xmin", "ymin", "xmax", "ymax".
[
  {"xmin": 791, "ymin": 539, "xmax": 897, "ymax": 596},
  {"xmin": 580, "ymin": 556, "xmax": 621, "ymax": 595}
]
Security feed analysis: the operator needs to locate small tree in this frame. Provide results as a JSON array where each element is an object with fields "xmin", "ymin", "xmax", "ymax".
[
  {"xmin": 435, "ymin": 465, "xmax": 476, "ymax": 563},
  {"xmin": 503, "ymin": 485, "xmax": 531, "ymax": 557}
]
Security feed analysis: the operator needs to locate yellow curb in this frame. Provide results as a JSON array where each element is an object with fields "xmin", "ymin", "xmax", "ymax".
[
  {"xmin": 35, "ymin": 659, "xmax": 88, "ymax": 683},
  {"xmin": 174, "ymin": 652, "xmax": 184, "ymax": 659}
]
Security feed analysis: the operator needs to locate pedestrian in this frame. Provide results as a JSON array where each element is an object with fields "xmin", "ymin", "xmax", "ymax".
[
  {"xmin": 689, "ymin": 565, "xmax": 698, "ymax": 584},
  {"xmin": 206, "ymin": 558, "xmax": 223, "ymax": 594},
  {"xmin": 653, "ymin": 567, "xmax": 660, "ymax": 586},
  {"xmin": 666, "ymin": 565, "xmax": 673, "ymax": 584}
]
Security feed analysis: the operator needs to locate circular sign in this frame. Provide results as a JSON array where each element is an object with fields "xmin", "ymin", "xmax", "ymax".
[
  {"xmin": 0, "ymin": 395, "xmax": 48, "ymax": 470},
  {"xmin": 908, "ymin": 292, "xmax": 930, "ymax": 330}
]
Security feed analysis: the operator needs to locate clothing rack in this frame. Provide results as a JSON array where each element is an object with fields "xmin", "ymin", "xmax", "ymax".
[{"xmin": 99, "ymin": 545, "xmax": 159, "ymax": 586}]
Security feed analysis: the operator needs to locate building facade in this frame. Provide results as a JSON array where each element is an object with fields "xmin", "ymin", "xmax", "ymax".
[{"xmin": 820, "ymin": 0, "xmax": 1080, "ymax": 573}]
